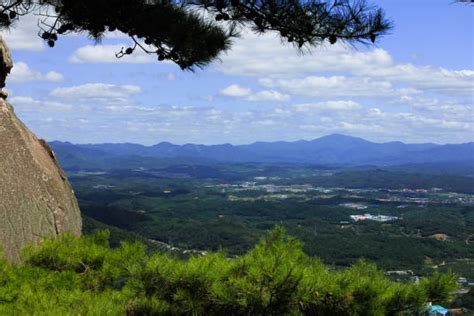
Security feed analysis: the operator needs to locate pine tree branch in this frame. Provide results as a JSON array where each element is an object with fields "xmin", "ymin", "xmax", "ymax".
[{"xmin": 0, "ymin": 0, "xmax": 392, "ymax": 69}]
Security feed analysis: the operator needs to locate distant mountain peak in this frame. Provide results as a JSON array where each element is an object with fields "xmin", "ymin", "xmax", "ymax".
[
  {"xmin": 312, "ymin": 133, "xmax": 371, "ymax": 144},
  {"xmin": 155, "ymin": 141, "xmax": 175, "ymax": 147},
  {"xmin": 321, "ymin": 133, "xmax": 350, "ymax": 138}
]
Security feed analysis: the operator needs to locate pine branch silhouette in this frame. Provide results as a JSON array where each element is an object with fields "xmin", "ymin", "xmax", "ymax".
[{"xmin": 1, "ymin": 0, "xmax": 392, "ymax": 69}]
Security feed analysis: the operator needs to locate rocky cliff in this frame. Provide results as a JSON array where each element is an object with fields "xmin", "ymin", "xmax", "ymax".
[{"xmin": 0, "ymin": 36, "xmax": 81, "ymax": 263}]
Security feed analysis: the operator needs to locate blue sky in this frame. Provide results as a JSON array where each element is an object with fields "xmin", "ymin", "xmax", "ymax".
[{"xmin": 1, "ymin": 0, "xmax": 473, "ymax": 145}]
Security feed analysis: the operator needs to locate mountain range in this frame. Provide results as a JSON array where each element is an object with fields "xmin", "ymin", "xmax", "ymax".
[{"xmin": 49, "ymin": 134, "xmax": 474, "ymax": 171}]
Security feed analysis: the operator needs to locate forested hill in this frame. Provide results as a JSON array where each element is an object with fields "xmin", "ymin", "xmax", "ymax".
[{"xmin": 50, "ymin": 134, "xmax": 474, "ymax": 168}]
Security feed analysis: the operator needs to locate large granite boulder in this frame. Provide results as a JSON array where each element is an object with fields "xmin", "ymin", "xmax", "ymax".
[{"xmin": 0, "ymin": 36, "xmax": 81, "ymax": 263}]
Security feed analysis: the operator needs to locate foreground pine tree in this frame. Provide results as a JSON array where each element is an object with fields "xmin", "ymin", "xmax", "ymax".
[{"xmin": 0, "ymin": 228, "xmax": 458, "ymax": 315}]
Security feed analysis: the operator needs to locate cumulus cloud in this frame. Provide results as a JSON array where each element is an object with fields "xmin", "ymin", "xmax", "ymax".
[
  {"xmin": 50, "ymin": 83, "xmax": 142, "ymax": 100},
  {"xmin": 10, "ymin": 62, "xmax": 64, "ymax": 83},
  {"xmin": 215, "ymin": 30, "xmax": 474, "ymax": 97},
  {"xmin": 220, "ymin": 84, "xmax": 251, "ymax": 97},
  {"xmin": 216, "ymin": 30, "xmax": 393, "ymax": 77},
  {"xmin": 245, "ymin": 90, "xmax": 290, "ymax": 102},
  {"xmin": 259, "ymin": 76, "xmax": 404, "ymax": 97},
  {"xmin": 220, "ymin": 84, "xmax": 290, "ymax": 101},
  {"xmin": 361, "ymin": 65, "xmax": 474, "ymax": 96},
  {"xmin": 291, "ymin": 101, "xmax": 362, "ymax": 113},
  {"xmin": 13, "ymin": 89, "xmax": 473, "ymax": 145},
  {"xmin": 9, "ymin": 96, "xmax": 74, "ymax": 112}
]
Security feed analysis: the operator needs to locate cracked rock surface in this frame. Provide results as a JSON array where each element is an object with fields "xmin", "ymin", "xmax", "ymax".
[{"xmin": 0, "ymin": 36, "xmax": 81, "ymax": 263}]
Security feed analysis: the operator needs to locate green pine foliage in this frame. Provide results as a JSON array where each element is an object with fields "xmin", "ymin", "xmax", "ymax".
[
  {"xmin": 0, "ymin": 227, "xmax": 458, "ymax": 315},
  {"xmin": 0, "ymin": 0, "xmax": 391, "ymax": 69}
]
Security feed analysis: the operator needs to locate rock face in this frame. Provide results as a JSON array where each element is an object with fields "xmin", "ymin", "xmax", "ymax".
[{"xmin": 0, "ymin": 36, "xmax": 81, "ymax": 263}]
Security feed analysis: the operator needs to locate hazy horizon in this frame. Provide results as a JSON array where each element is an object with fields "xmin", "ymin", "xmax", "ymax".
[{"xmin": 48, "ymin": 133, "xmax": 474, "ymax": 147}]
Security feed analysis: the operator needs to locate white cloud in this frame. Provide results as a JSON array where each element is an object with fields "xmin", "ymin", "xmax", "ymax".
[
  {"xmin": 399, "ymin": 95, "xmax": 439, "ymax": 108},
  {"xmin": 44, "ymin": 71, "xmax": 64, "ymax": 82},
  {"xmin": 12, "ymin": 91, "xmax": 473, "ymax": 145},
  {"xmin": 220, "ymin": 84, "xmax": 290, "ymax": 101},
  {"xmin": 246, "ymin": 90, "xmax": 290, "ymax": 102},
  {"xmin": 291, "ymin": 101, "xmax": 362, "ymax": 113},
  {"xmin": 216, "ymin": 30, "xmax": 393, "ymax": 77},
  {"xmin": 69, "ymin": 44, "xmax": 157, "ymax": 64},
  {"xmin": 50, "ymin": 83, "xmax": 142, "ymax": 100},
  {"xmin": 220, "ymin": 84, "xmax": 251, "ymax": 97},
  {"xmin": 259, "ymin": 76, "xmax": 402, "ymax": 97},
  {"xmin": 9, "ymin": 96, "xmax": 74, "ymax": 112},
  {"xmin": 10, "ymin": 62, "xmax": 64, "ymax": 83},
  {"xmin": 215, "ymin": 30, "xmax": 474, "ymax": 97},
  {"xmin": 360, "ymin": 65, "xmax": 474, "ymax": 96}
]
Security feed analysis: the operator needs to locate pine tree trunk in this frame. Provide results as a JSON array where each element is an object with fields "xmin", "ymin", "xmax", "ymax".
[{"xmin": 0, "ymin": 36, "xmax": 81, "ymax": 263}]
